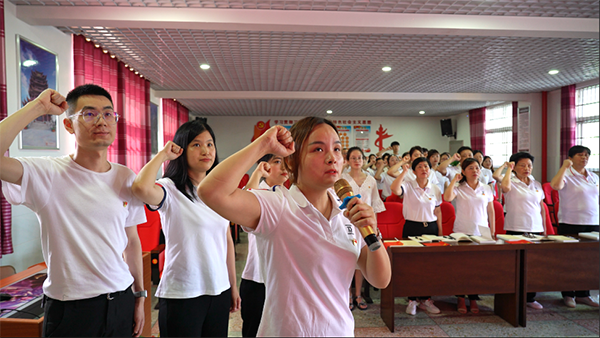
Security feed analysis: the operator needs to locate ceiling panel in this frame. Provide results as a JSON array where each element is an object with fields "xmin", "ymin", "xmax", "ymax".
[
  {"xmin": 10, "ymin": 0, "xmax": 600, "ymax": 18},
  {"xmin": 176, "ymin": 98, "xmax": 504, "ymax": 116},
  {"xmin": 58, "ymin": 27, "xmax": 600, "ymax": 94}
]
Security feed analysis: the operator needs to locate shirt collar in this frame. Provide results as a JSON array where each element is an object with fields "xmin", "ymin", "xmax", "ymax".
[
  {"xmin": 410, "ymin": 178, "xmax": 432, "ymax": 190},
  {"xmin": 288, "ymin": 185, "xmax": 344, "ymax": 218}
]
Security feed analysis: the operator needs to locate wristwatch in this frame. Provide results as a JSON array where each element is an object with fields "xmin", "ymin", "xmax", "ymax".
[{"xmin": 133, "ymin": 290, "xmax": 148, "ymax": 298}]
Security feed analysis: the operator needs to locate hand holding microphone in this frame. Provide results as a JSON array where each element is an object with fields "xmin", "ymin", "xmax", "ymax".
[{"xmin": 334, "ymin": 179, "xmax": 381, "ymax": 252}]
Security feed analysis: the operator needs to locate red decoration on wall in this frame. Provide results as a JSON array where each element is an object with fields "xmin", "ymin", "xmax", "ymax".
[
  {"xmin": 374, "ymin": 124, "xmax": 392, "ymax": 151},
  {"xmin": 251, "ymin": 120, "xmax": 271, "ymax": 141}
]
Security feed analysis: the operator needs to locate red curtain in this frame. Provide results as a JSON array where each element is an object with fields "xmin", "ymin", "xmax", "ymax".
[
  {"xmin": 0, "ymin": 0, "xmax": 13, "ymax": 257},
  {"xmin": 178, "ymin": 104, "xmax": 189, "ymax": 126},
  {"xmin": 162, "ymin": 99, "xmax": 189, "ymax": 143},
  {"xmin": 512, "ymin": 101, "xmax": 518, "ymax": 154},
  {"xmin": 73, "ymin": 35, "xmax": 150, "ymax": 173},
  {"xmin": 560, "ymin": 84, "xmax": 576, "ymax": 161},
  {"xmin": 469, "ymin": 107, "xmax": 486, "ymax": 154}
]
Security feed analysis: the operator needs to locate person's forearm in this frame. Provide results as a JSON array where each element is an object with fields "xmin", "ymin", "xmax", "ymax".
[
  {"xmin": 493, "ymin": 164, "xmax": 506, "ymax": 182},
  {"xmin": 444, "ymin": 180, "xmax": 457, "ymax": 202},
  {"xmin": 488, "ymin": 203, "xmax": 495, "ymax": 237},
  {"xmin": 374, "ymin": 167, "xmax": 384, "ymax": 180},
  {"xmin": 1, "ymin": 100, "xmax": 47, "ymax": 155},
  {"xmin": 387, "ymin": 162, "xmax": 402, "ymax": 177},
  {"xmin": 435, "ymin": 208, "xmax": 442, "ymax": 235},
  {"xmin": 390, "ymin": 172, "xmax": 407, "ymax": 196},
  {"xmin": 501, "ymin": 168, "xmax": 512, "ymax": 193},
  {"xmin": 246, "ymin": 170, "xmax": 263, "ymax": 190},
  {"xmin": 550, "ymin": 166, "xmax": 568, "ymax": 190},
  {"xmin": 132, "ymin": 152, "xmax": 167, "ymax": 205},
  {"xmin": 124, "ymin": 234, "xmax": 144, "ymax": 293},
  {"xmin": 437, "ymin": 158, "xmax": 452, "ymax": 175},
  {"xmin": 226, "ymin": 234, "xmax": 238, "ymax": 293},
  {"xmin": 198, "ymin": 138, "xmax": 267, "ymax": 204},
  {"xmin": 363, "ymin": 247, "xmax": 391, "ymax": 289}
]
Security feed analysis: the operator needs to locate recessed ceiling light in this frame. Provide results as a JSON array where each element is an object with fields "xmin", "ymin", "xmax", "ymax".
[
  {"xmin": 326, "ymin": 110, "xmax": 333, "ymax": 114},
  {"xmin": 548, "ymin": 69, "xmax": 559, "ymax": 75},
  {"xmin": 382, "ymin": 66, "xmax": 392, "ymax": 72},
  {"xmin": 200, "ymin": 64, "xmax": 210, "ymax": 70},
  {"xmin": 419, "ymin": 111, "xmax": 425, "ymax": 115}
]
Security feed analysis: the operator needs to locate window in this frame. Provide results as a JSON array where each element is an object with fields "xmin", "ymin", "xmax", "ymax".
[
  {"xmin": 575, "ymin": 85, "xmax": 599, "ymax": 171},
  {"xmin": 485, "ymin": 103, "xmax": 512, "ymax": 168}
]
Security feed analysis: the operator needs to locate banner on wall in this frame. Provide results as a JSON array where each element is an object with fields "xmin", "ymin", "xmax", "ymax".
[
  {"xmin": 353, "ymin": 125, "xmax": 371, "ymax": 153},
  {"xmin": 274, "ymin": 119, "xmax": 299, "ymax": 130},
  {"xmin": 518, "ymin": 106, "xmax": 530, "ymax": 152},
  {"xmin": 336, "ymin": 125, "xmax": 352, "ymax": 149}
]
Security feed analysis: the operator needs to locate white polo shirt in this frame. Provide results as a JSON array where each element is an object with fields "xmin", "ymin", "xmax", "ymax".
[
  {"xmin": 379, "ymin": 168, "xmax": 398, "ymax": 200},
  {"xmin": 480, "ymin": 168, "xmax": 496, "ymax": 186},
  {"xmin": 341, "ymin": 172, "xmax": 386, "ymax": 213},
  {"xmin": 245, "ymin": 185, "xmax": 365, "ymax": 337},
  {"xmin": 434, "ymin": 171, "xmax": 449, "ymax": 194},
  {"xmin": 444, "ymin": 165, "xmax": 462, "ymax": 181},
  {"xmin": 241, "ymin": 180, "xmax": 272, "ymax": 284},
  {"xmin": 402, "ymin": 168, "xmax": 439, "ymax": 187},
  {"xmin": 2, "ymin": 156, "xmax": 146, "ymax": 300},
  {"xmin": 557, "ymin": 168, "xmax": 600, "ymax": 225},
  {"xmin": 401, "ymin": 179, "xmax": 442, "ymax": 222},
  {"xmin": 154, "ymin": 178, "xmax": 230, "ymax": 298},
  {"xmin": 503, "ymin": 174, "xmax": 545, "ymax": 233},
  {"xmin": 452, "ymin": 181, "xmax": 494, "ymax": 236}
]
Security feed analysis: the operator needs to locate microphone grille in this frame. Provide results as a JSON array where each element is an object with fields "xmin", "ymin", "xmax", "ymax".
[{"xmin": 334, "ymin": 179, "xmax": 353, "ymax": 200}]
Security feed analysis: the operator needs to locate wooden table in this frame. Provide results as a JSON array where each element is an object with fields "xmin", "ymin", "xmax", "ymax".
[
  {"xmin": 0, "ymin": 252, "xmax": 152, "ymax": 337},
  {"xmin": 381, "ymin": 243, "xmax": 524, "ymax": 332},
  {"xmin": 523, "ymin": 239, "xmax": 599, "ymax": 326}
]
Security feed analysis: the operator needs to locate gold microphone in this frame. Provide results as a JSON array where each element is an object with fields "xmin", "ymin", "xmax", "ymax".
[{"xmin": 334, "ymin": 179, "xmax": 381, "ymax": 252}]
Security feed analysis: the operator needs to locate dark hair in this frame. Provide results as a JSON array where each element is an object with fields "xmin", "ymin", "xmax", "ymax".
[
  {"xmin": 258, "ymin": 154, "xmax": 275, "ymax": 164},
  {"xmin": 457, "ymin": 146, "xmax": 473, "ymax": 156},
  {"xmin": 459, "ymin": 158, "xmax": 480, "ymax": 184},
  {"xmin": 409, "ymin": 146, "xmax": 423, "ymax": 157},
  {"xmin": 391, "ymin": 141, "xmax": 400, "ymax": 147},
  {"xmin": 65, "ymin": 84, "xmax": 113, "ymax": 116},
  {"xmin": 346, "ymin": 146, "xmax": 364, "ymax": 161},
  {"xmin": 382, "ymin": 153, "xmax": 391, "ymax": 161},
  {"xmin": 401, "ymin": 152, "xmax": 409, "ymax": 158},
  {"xmin": 284, "ymin": 117, "xmax": 339, "ymax": 185},
  {"xmin": 422, "ymin": 147, "xmax": 428, "ymax": 153},
  {"xmin": 164, "ymin": 120, "xmax": 219, "ymax": 201},
  {"xmin": 473, "ymin": 150, "xmax": 483, "ymax": 157},
  {"xmin": 368, "ymin": 154, "xmax": 376, "ymax": 160},
  {"xmin": 411, "ymin": 157, "xmax": 431, "ymax": 171},
  {"xmin": 440, "ymin": 152, "xmax": 450, "ymax": 159},
  {"xmin": 427, "ymin": 149, "xmax": 440, "ymax": 162},
  {"xmin": 509, "ymin": 152, "xmax": 534, "ymax": 165},
  {"xmin": 568, "ymin": 145, "xmax": 591, "ymax": 158},
  {"xmin": 483, "ymin": 156, "xmax": 493, "ymax": 167}
]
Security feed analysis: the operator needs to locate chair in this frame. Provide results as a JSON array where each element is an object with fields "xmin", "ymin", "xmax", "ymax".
[
  {"xmin": 137, "ymin": 205, "xmax": 165, "ymax": 285},
  {"xmin": 385, "ymin": 193, "xmax": 403, "ymax": 204},
  {"xmin": 377, "ymin": 202, "xmax": 405, "ymax": 240},
  {"xmin": 238, "ymin": 173, "xmax": 250, "ymax": 189},
  {"xmin": 551, "ymin": 189, "xmax": 560, "ymax": 224},
  {"xmin": 542, "ymin": 183, "xmax": 558, "ymax": 226},
  {"xmin": 0, "ymin": 265, "xmax": 16, "ymax": 279},
  {"xmin": 493, "ymin": 200, "xmax": 506, "ymax": 235},
  {"xmin": 439, "ymin": 202, "xmax": 456, "ymax": 235},
  {"xmin": 543, "ymin": 203, "xmax": 556, "ymax": 235}
]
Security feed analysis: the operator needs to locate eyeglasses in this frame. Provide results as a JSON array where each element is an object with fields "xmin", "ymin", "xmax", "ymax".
[{"xmin": 71, "ymin": 110, "xmax": 120, "ymax": 125}]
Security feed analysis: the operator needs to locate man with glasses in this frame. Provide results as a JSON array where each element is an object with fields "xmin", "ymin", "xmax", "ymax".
[{"xmin": 0, "ymin": 84, "xmax": 147, "ymax": 337}]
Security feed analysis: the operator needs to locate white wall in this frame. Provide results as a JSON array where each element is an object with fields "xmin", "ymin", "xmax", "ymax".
[
  {"xmin": 205, "ymin": 115, "xmax": 459, "ymax": 162},
  {"xmin": 2, "ymin": 1, "xmax": 73, "ymax": 272},
  {"xmin": 547, "ymin": 88, "xmax": 562, "ymax": 179},
  {"xmin": 453, "ymin": 112, "xmax": 471, "ymax": 148}
]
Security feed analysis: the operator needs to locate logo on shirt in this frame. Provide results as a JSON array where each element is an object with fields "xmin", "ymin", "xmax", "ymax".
[
  {"xmin": 346, "ymin": 224, "xmax": 354, "ymax": 236},
  {"xmin": 123, "ymin": 201, "xmax": 128, "ymax": 207}
]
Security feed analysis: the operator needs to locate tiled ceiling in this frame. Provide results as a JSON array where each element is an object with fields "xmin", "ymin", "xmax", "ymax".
[
  {"xmin": 13, "ymin": 0, "xmax": 600, "ymax": 116},
  {"xmin": 176, "ymin": 99, "xmax": 505, "ymax": 116},
  {"xmin": 10, "ymin": 0, "xmax": 600, "ymax": 17}
]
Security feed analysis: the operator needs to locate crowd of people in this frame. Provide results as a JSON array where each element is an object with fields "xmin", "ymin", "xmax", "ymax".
[{"xmin": 0, "ymin": 84, "xmax": 597, "ymax": 337}]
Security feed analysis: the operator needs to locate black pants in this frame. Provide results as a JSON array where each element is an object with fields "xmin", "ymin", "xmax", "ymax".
[
  {"xmin": 404, "ymin": 220, "xmax": 438, "ymax": 301},
  {"xmin": 42, "ymin": 286, "xmax": 134, "ymax": 337},
  {"xmin": 558, "ymin": 223, "xmax": 599, "ymax": 298},
  {"xmin": 240, "ymin": 279, "xmax": 266, "ymax": 337},
  {"xmin": 506, "ymin": 230, "xmax": 542, "ymax": 302},
  {"xmin": 159, "ymin": 288, "xmax": 231, "ymax": 337}
]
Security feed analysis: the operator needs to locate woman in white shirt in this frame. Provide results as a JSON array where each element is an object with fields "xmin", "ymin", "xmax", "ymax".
[
  {"xmin": 444, "ymin": 158, "xmax": 495, "ymax": 314},
  {"xmin": 132, "ymin": 121, "xmax": 240, "ymax": 337},
  {"xmin": 494, "ymin": 152, "xmax": 546, "ymax": 310},
  {"xmin": 342, "ymin": 147, "xmax": 386, "ymax": 311},
  {"xmin": 390, "ymin": 157, "xmax": 442, "ymax": 316},
  {"xmin": 375, "ymin": 154, "xmax": 400, "ymax": 200},
  {"xmin": 428, "ymin": 149, "xmax": 449, "ymax": 194},
  {"xmin": 241, "ymin": 154, "xmax": 289, "ymax": 337},
  {"xmin": 550, "ymin": 145, "xmax": 600, "ymax": 308},
  {"xmin": 198, "ymin": 118, "xmax": 391, "ymax": 337}
]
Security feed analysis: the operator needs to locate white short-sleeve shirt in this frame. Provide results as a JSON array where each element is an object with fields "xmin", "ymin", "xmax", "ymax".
[
  {"xmin": 401, "ymin": 179, "xmax": 442, "ymax": 222},
  {"xmin": 480, "ymin": 168, "xmax": 496, "ymax": 186},
  {"xmin": 244, "ymin": 185, "xmax": 365, "ymax": 337},
  {"xmin": 503, "ymin": 174, "xmax": 545, "ymax": 233},
  {"xmin": 379, "ymin": 168, "xmax": 398, "ymax": 199},
  {"xmin": 341, "ymin": 172, "xmax": 386, "ymax": 213},
  {"xmin": 452, "ymin": 181, "xmax": 494, "ymax": 236},
  {"xmin": 444, "ymin": 165, "xmax": 462, "ymax": 181},
  {"xmin": 241, "ymin": 180, "xmax": 272, "ymax": 284},
  {"xmin": 434, "ymin": 171, "xmax": 449, "ymax": 194},
  {"xmin": 2, "ymin": 156, "xmax": 146, "ymax": 300},
  {"xmin": 154, "ymin": 178, "xmax": 231, "ymax": 298},
  {"xmin": 557, "ymin": 168, "xmax": 600, "ymax": 225}
]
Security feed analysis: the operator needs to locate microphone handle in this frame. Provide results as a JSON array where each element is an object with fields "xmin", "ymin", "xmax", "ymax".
[{"xmin": 357, "ymin": 225, "xmax": 382, "ymax": 252}]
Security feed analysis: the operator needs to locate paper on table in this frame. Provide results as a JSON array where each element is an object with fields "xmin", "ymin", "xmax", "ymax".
[
  {"xmin": 547, "ymin": 235, "xmax": 579, "ymax": 243},
  {"xmin": 578, "ymin": 232, "xmax": 599, "ymax": 240}
]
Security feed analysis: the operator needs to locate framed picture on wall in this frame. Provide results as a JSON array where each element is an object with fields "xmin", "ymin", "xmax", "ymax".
[{"xmin": 17, "ymin": 35, "xmax": 59, "ymax": 150}]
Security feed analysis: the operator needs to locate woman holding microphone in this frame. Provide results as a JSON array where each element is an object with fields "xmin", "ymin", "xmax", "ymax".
[
  {"xmin": 198, "ymin": 118, "xmax": 391, "ymax": 336},
  {"xmin": 444, "ymin": 158, "xmax": 495, "ymax": 314},
  {"xmin": 390, "ymin": 157, "xmax": 443, "ymax": 316}
]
